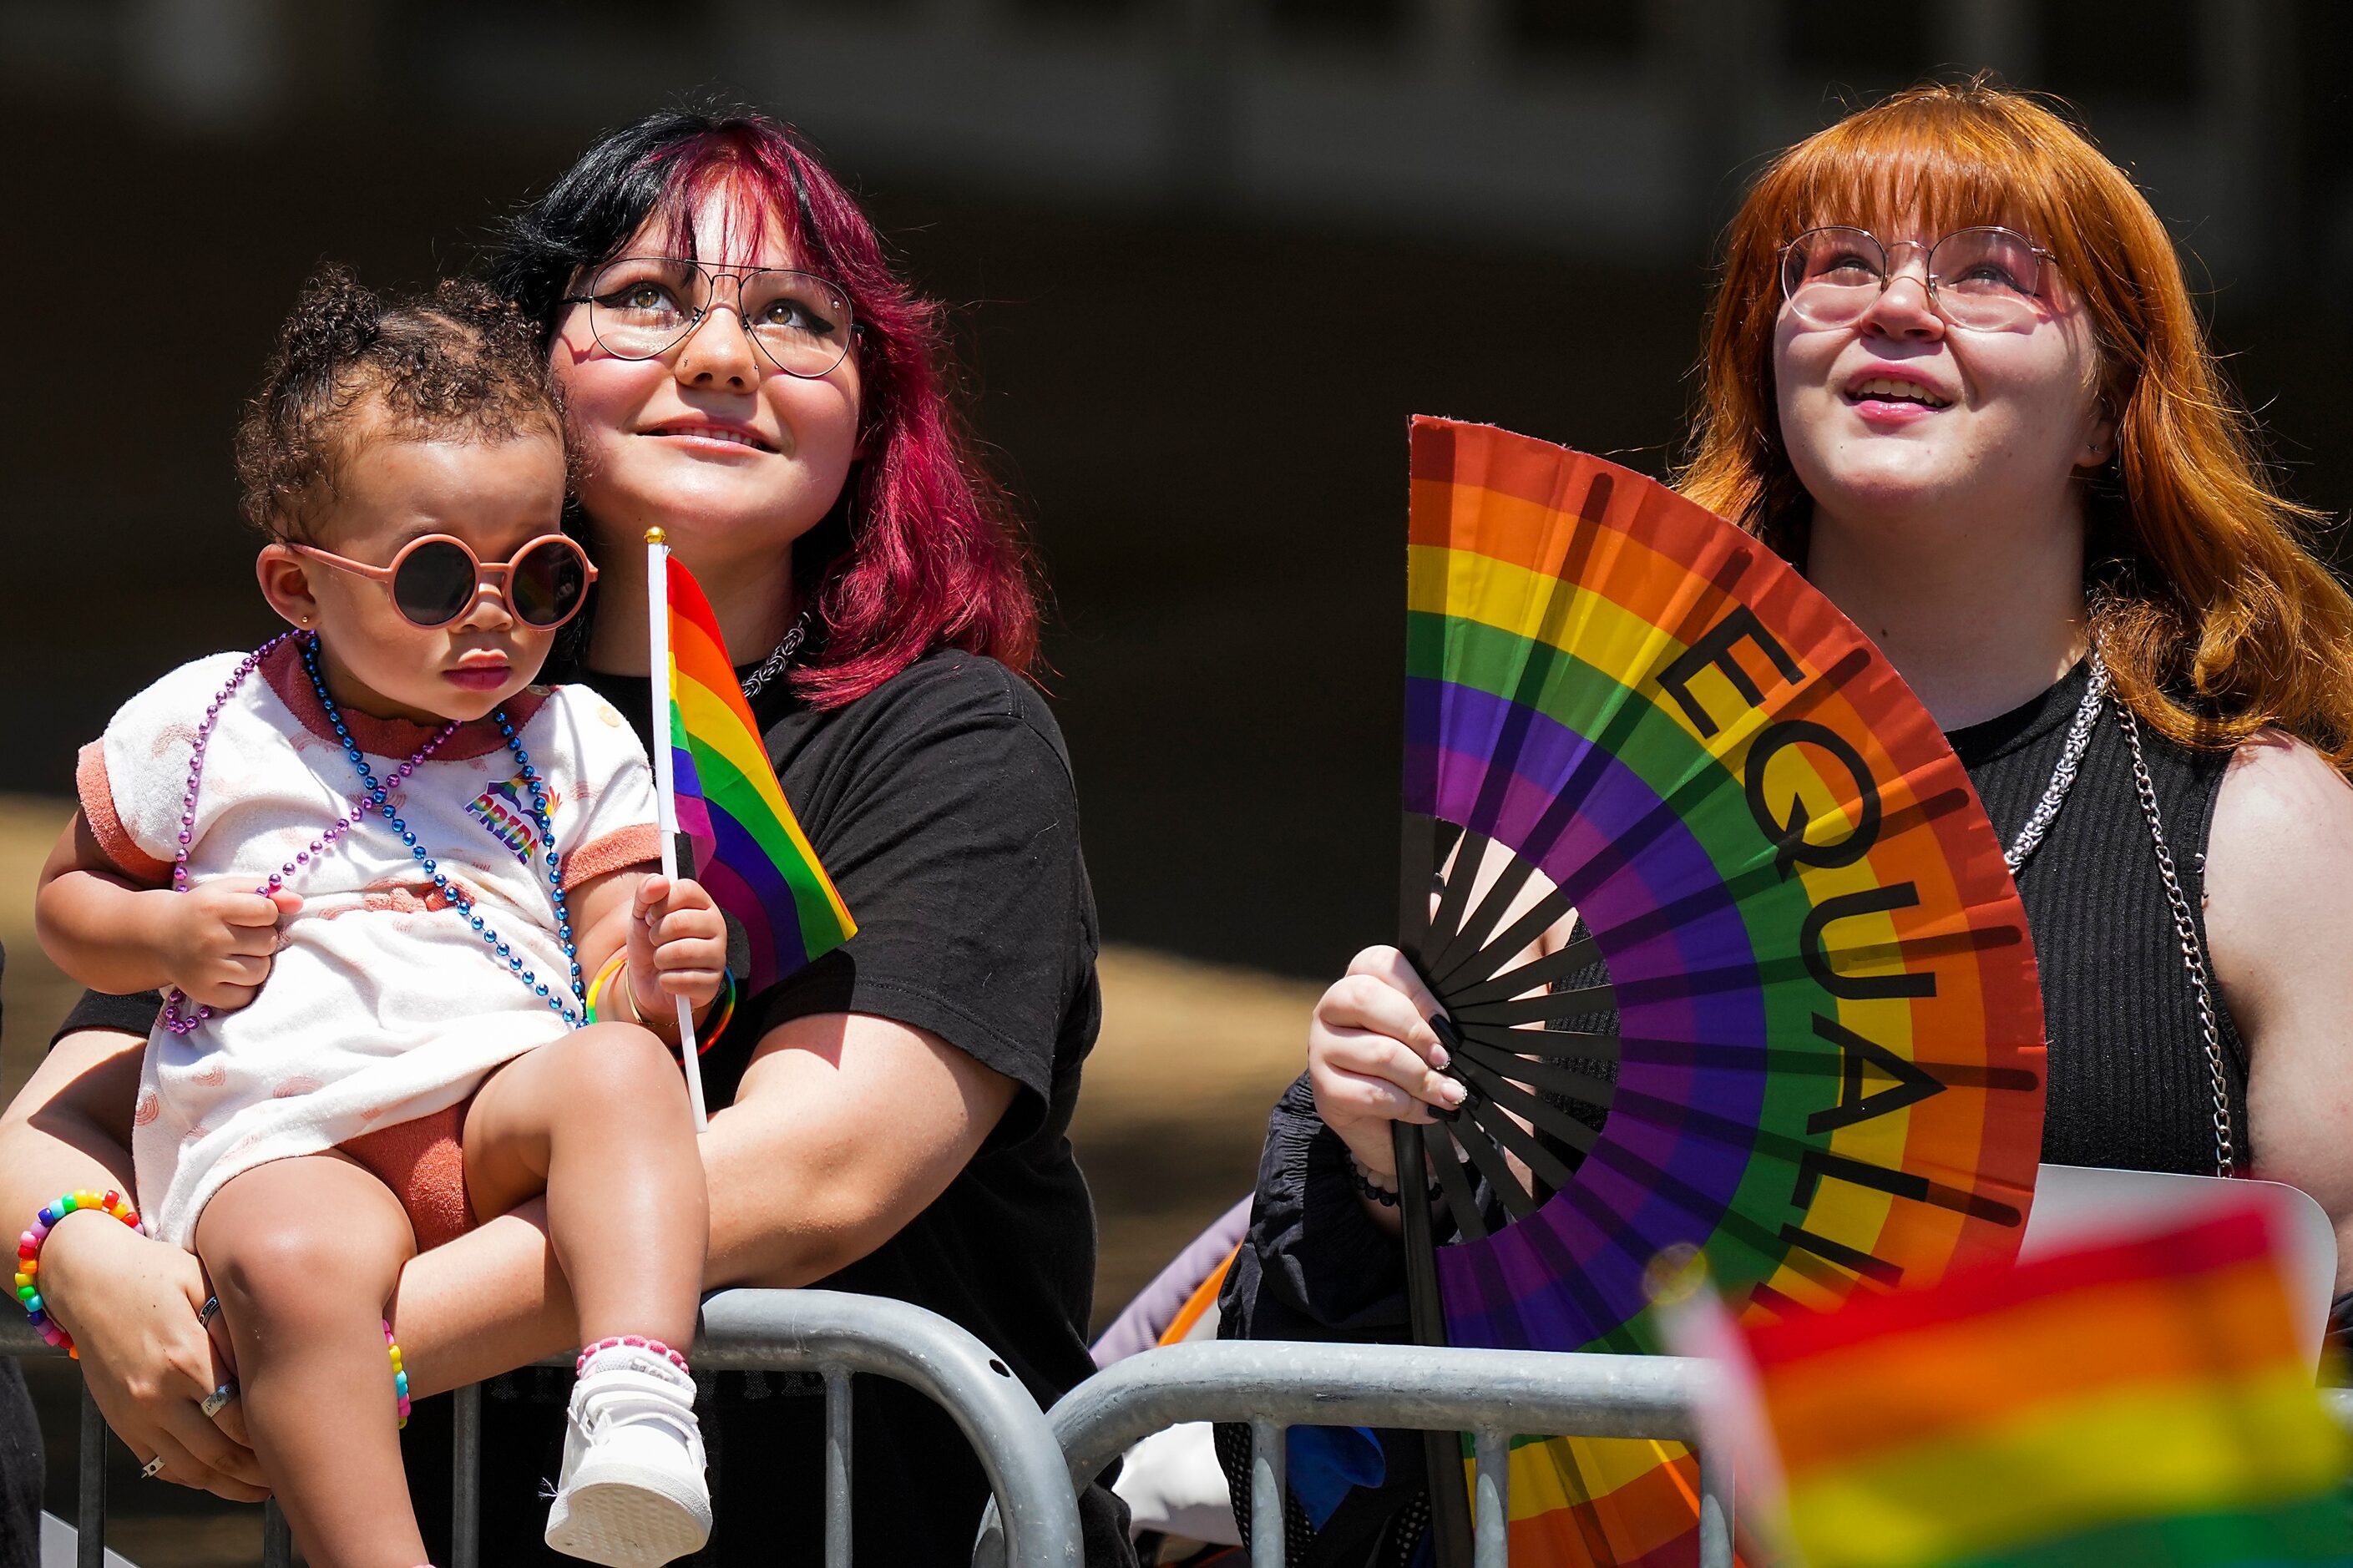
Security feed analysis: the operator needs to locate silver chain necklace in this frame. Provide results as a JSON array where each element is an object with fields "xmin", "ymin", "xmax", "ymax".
[
  {"xmin": 737, "ymin": 612, "xmax": 812, "ymax": 700},
  {"xmin": 2002, "ymin": 652, "xmax": 2109, "ymax": 873},
  {"xmin": 1994, "ymin": 647, "xmax": 2234, "ymax": 1176}
]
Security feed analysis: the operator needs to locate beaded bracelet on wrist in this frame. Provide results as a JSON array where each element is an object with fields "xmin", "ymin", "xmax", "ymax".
[
  {"xmin": 1347, "ymin": 1156, "xmax": 1442, "ymax": 1211},
  {"xmin": 17, "ymin": 1191, "xmax": 146, "ymax": 1358}
]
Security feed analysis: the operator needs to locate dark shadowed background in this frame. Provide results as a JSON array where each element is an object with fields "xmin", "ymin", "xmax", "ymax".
[
  {"xmin": 3, "ymin": 2, "xmax": 2348, "ymax": 1558},
  {"xmin": 8, "ymin": 0, "xmax": 2350, "ymax": 979}
]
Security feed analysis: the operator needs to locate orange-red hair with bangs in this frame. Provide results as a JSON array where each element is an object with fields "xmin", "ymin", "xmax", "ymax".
[{"xmin": 1679, "ymin": 78, "xmax": 2353, "ymax": 770}]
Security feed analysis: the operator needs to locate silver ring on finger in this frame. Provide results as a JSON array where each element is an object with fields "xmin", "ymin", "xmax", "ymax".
[
  {"xmin": 200, "ymin": 1380, "xmax": 238, "ymax": 1419},
  {"xmin": 139, "ymin": 1454, "xmax": 168, "ymax": 1479},
  {"xmin": 197, "ymin": 1295, "xmax": 220, "ymax": 1329}
]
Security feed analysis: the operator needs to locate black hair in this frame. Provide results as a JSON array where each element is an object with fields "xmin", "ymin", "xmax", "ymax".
[
  {"xmin": 235, "ymin": 266, "xmax": 564, "ymax": 539},
  {"xmin": 488, "ymin": 104, "xmax": 839, "ymax": 346},
  {"xmin": 483, "ymin": 104, "xmax": 1044, "ymax": 706}
]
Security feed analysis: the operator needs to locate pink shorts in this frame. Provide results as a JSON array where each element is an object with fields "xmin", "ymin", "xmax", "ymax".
[{"xmin": 337, "ymin": 1100, "xmax": 477, "ymax": 1252}]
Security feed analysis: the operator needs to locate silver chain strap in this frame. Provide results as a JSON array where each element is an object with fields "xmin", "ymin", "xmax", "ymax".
[
  {"xmin": 2112, "ymin": 700, "xmax": 2237, "ymax": 1177},
  {"xmin": 737, "ymin": 612, "xmax": 812, "ymax": 700},
  {"xmin": 2003, "ymin": 654, "xmax": 2109, "ymax": 873},
  {"xmin": 1995, "ymin": 649, "xmax": 2234, "ymax": 1177}
]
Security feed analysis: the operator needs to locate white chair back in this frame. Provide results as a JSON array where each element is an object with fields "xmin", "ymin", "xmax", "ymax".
[{"xmin": 2021, "ymin": 1162, "xmax": 2338, "ymax": 1367}]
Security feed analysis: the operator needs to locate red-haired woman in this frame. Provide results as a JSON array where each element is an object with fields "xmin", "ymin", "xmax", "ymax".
[
  {"xmin": 2, "ymin": 109, "xmax": 1126, "ymax": 1565},
  {"xmin": 1226, "ymin": 80, "xmax": 2353, "ymax": 1562}
]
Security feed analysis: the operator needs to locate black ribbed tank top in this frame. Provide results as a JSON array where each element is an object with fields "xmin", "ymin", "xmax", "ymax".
[{"xmin": 1945, "ymin": 660, "xmax": 2249, "ymax": 1176}]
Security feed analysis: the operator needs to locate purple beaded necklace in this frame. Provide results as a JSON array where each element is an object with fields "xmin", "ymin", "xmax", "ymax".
[{"xmin": 159, "ymin": 632, "xmax": 586, "ymax": 1034}]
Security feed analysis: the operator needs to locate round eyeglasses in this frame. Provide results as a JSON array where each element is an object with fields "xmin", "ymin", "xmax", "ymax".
[
  {"xmin": 290, "ymin": 534, "xmax": 598, "ymax": 630},
  {"xmin": 561, "ymin": 256, "xmax": 857, "ymax": 379},
  {"xmin": 1779, "ymin": 225, "xmax": 2060, "ymax": 332}
]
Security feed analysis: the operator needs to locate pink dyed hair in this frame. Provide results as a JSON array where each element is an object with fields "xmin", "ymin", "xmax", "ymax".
[{"xmin": 502, "ymin": 111, "xmax": 1039, "ymax": 706}]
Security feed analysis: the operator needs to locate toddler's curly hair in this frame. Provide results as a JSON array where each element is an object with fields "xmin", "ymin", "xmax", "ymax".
[{"xmin": 235, "ymin": 266, "xmax": 567, "ymax": 539}]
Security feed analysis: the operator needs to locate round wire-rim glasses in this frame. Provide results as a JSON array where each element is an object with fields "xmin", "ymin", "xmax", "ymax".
[
  {"xmin": 1779, "ymin": 225, "xmax": 2062, "ymax": 332},
  {"xmin": 289, "ymin": 534, "xmax": 598, "ymax": 630},
  {"xmin": 561, "ymin": 255, "xmax": 858, "ymax": 379}
]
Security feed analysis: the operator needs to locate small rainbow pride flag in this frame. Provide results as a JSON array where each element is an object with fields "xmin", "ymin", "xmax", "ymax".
[
  {"xmin": 1739, "ymin": 1205, "xmax": 2352, "ymax": 1568},
  {"xmin": 651, "ymin": 540, "xmax": 854, "ymax": 1000}
]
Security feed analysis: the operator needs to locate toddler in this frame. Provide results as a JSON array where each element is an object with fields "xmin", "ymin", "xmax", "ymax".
[{"xmin": 33, "ymin": 271, "xmax": 720, "ymax": 1568}]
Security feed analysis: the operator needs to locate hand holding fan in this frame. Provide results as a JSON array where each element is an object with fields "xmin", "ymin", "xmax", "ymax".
[{"xmin": 1393, "ymin": 419, "xmax": 2047, "ymax": 1565}]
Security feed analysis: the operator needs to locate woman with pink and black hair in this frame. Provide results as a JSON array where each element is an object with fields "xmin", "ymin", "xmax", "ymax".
[{"xmin": 8, "ymin": 106, "xmax": 1126, "ymax": 1565}]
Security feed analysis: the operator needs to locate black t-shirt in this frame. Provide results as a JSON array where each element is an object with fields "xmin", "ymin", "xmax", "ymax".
[{"xmin": 58, "ymin": 647, "xmax": 1123, "ymax": 1565}]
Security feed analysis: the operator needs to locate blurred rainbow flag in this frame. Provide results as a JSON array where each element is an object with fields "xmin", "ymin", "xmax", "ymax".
[
  {"xmin": 1738, "ymin": 1205, "xmax": 2351, "ymax": 1568},
  {"xmin": 661, "ymin": 552, "xmax": 854, "ymax": 994}
]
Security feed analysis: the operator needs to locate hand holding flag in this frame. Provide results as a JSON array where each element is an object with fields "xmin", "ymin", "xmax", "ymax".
[
  {"xmin": 620, "ymin": 872, "xmax": 730, "ymax": 1042},
  {"xmin": 645, "ymin": 529, "xmax": 856, "ymax": 1127}
]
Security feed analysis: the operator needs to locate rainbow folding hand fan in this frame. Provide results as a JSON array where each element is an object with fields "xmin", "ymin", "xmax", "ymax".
[{"xmin": 1394, "ymin": 418, "xmax": 2047, "ymax": 1566}]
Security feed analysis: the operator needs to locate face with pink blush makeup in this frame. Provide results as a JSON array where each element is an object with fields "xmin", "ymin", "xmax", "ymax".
[
  {"xmin": 255, "ymin": 413, "xmax": 570, "ymax": 726},
  {"xmin": 1773, "ymin": 215, "xmax": 2113, "ymax": 535},
  {"xmin": 551, "ymin": 189, "xmax": 863, "ymax": 584}
]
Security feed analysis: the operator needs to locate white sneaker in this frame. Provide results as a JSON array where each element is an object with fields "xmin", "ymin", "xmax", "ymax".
[{"xmin": 543, "ymin": 1350, "xmax": 712, "ymax": 1567}]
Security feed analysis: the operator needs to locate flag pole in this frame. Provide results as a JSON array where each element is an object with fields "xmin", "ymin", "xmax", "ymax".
[{"xmin": 645, "ymin": 528, "xmax": 710, "ymax": 1132}]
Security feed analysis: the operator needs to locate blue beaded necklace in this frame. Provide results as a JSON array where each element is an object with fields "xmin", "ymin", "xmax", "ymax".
[{"xmin": 297, "ymin": 634, "xmax": 585, "ymax": 1025}]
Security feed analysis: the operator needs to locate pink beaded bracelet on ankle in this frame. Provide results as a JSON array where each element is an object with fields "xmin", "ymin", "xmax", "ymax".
[
  {"xmin": 385, "ymin": 1321, "xmax": 411, "ymax": 1428},
  {"xmin": 16, "ymin": 1191, "xmax": 145, "ymax": 1359},
  {"xmin": 576, "ymin": 1334, "xmax": 691, "ymax": 1377}
]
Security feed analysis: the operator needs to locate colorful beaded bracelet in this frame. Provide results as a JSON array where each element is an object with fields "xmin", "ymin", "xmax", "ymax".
[
  {"xmin": 17, "ymin": 1190, "xmax": 144, "ymax": 1359},
  {"xmin": 576, "ymin": 1334, "xmax": 691, "ymax": 1378},
  {"xmin": 584, "ymin": 951, "xmax": 736, "ymax": 1057},
  {"xmin": 385, "ymin": 1321, "xmax": 410, "ymax": 1428}
]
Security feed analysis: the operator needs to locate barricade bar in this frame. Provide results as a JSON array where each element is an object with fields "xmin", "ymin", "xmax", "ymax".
[
  {"xmin": 689, "ymin": 1290, "xmax": 1080, "ymax": 1568},
  {"xmin": 1473, "ymin": 1427, "xmax": 1509, "ymax": 1565},
  {"xmin": 1050, "ymin": 1338, "xmax": 1714, "ymax": 1484},
  {"xmin": 450, "ymin": 1382, "xmax": 481, "ymax": 1568},
  {"xmin": 824, "ymin": 1364, "xmax": 854, "ymax": 1568},
  {"xmin": 1247, "ymin": 1415, "xmax": 1283, "ymax": 1568},
  {"xmin": 261, "ymin": 1499, "xmax": 291, "ymax": 1566},
  {"xmin": 76, "ymin": 1383, "xmax": 104, "ymax": 1568},
  {"xmin": 988, "ymin": 1338, "xmax": 1727, "ymax": 1568}
]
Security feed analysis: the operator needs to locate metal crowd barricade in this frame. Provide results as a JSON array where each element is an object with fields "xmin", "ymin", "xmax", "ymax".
[
  {"xmin": 972, "ymin": 1339, "xmax": 1733, "ymax": 1568},
  {"xmin": 21, "ymin": 1304, "xmax": 2353, "ymax": 1568},
  {"xmin": 7, "ymin": 1287, "xmax": 1083, "ymax": 1568}
]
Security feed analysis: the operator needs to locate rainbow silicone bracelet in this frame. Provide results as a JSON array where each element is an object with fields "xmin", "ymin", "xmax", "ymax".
[
  {"xmin": 696, "ymin": 969, "xmax": 737, "ymax": 1053},
  {"xmin": 583, "ymin": 950, "xmax": 629, "ymax": 1023},
  {"xmin": 17, "ymin": 1190, "xmax": 145, "ymax": 1359},
  {"xmin": 385, "ymin": 1321, "xmax": 410, "ymax": 1428},
  {"xmin": 584, "ymin": 952, "xmax": 736, "ymax": 1057}
]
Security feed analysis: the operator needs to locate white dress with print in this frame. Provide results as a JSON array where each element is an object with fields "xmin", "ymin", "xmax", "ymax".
[{"xmin": 79, "ymin": 643, "xmax": 660, "ymax": 1247}]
